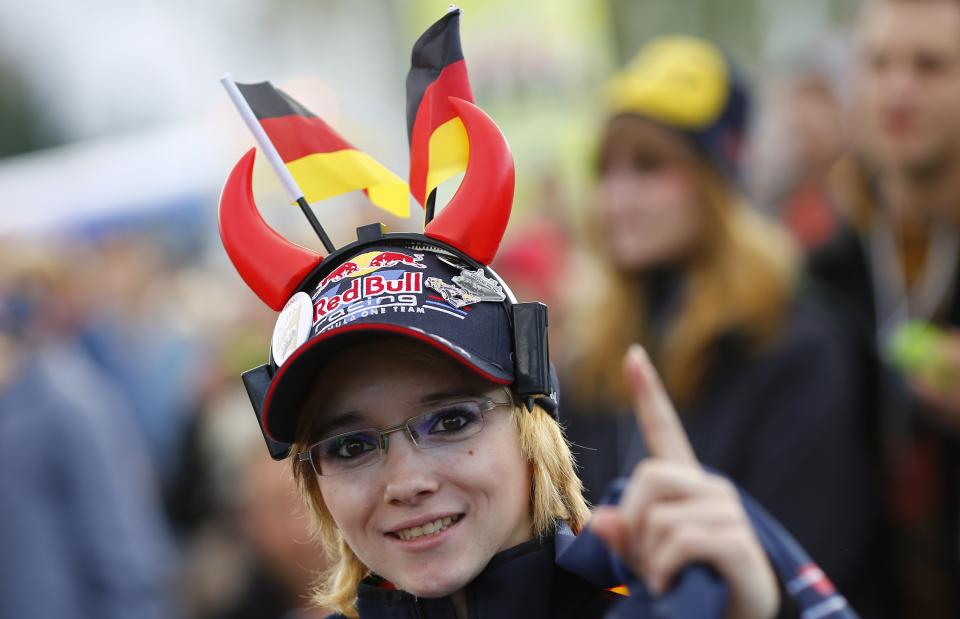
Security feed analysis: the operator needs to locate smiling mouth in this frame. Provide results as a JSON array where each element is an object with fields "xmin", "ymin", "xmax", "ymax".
[{"xmin": 389, "ymin": 515, "xmax": 463, "ymax": 541}]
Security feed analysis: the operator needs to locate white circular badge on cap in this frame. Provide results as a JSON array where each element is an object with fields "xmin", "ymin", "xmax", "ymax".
[{"xmin": 271, "ymin": 292, "xmax": 313, "ymax": 367}]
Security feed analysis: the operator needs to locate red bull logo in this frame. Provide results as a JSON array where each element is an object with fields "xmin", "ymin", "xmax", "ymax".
[
  {"xmin": 314, "ymin": 271, "xmax": 423, "ymax": 322},
  {"xmin": 317, "ymin": 251, "xmax": 426, "ymax": 291}
]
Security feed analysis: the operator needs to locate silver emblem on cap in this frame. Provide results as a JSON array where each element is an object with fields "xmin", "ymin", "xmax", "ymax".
[
  {"xmin": 426, "ymin": 268, "xmax": 506, "ymax": 308},
  {"xmin": 453, "ymin": 269, "xmax": 506, "ymax": 302}
]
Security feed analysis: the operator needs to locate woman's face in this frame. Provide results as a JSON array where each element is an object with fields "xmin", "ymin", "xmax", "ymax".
[
  {"xmin": 310, "ymin": 340, "xmax": 533, "ymax": 598},
  {"xmin": 595, "ymin": 115, "xmax": 704, "ymax": 271}
]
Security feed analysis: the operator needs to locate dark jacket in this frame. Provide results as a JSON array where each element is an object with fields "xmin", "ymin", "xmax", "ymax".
[
  {"xmin": 809, "ymin": 224, "xmax": 960, "ymax": 618},
  {"xmin": 326, "ymin": 479, "xmax": 858, "ymax": 619},
  {"xmin": 335, "ymin": 535, "xmax": 619, "ymax": 619},
  {"xmin": 563, "ymin": 299, "xmax": 883, "ymax": 614}
]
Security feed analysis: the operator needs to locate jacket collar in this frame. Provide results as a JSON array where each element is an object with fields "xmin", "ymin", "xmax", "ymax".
[{"xmin": 355, "ymin": 535, "xmax": 557, "ymax": 619}]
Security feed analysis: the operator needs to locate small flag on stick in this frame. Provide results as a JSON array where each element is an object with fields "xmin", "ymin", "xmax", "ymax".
[
  {"xmin": 222, "ymin": 75, "xmax": 410, "ymax": 220},
  {"xmin": 406, "ymin": 7, "xmax": 474, "ymax": 215}
]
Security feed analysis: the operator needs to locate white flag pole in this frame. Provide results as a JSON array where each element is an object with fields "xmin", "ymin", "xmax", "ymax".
[
  {"xmin": 221, "ymin": 73, "xmax": 305, "ymax": 201},
  {"xmin": 220, "ymin": 73, "xmax": 335, "ymax": 252}
]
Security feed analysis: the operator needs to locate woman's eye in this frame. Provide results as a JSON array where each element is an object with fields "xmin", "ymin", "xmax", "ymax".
[
  {"xmin": 595, "ymin": 155, "xmax": 610, "ymax": 176},
  {"xmin": 437, "ymin": 414, "xmax": 468, "ymax": 432},
  {"xmin": 633, "ymin": 154, "xmax": 664, "ymax": 172},
  {"xmin": 329, "ymin": 435, "xmax": 376, "ymax": 459},
  {"xmin": 428, "ymin": 406, "xmax": 480, "ymax": 435}
]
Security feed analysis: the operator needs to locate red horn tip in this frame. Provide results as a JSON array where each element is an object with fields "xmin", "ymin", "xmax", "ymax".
[
  {"xmin": 219, "ymin": 148, "xmax": 323, "ymax": 311},
  {"xmin": 424, "ymin": 97, "xmax": 514, "ymax": 265}
]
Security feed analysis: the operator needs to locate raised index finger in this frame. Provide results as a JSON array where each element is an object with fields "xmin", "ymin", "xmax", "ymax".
[{"xmin": 624, "ymin": 344, "xmax": 698, "ymax": 466}]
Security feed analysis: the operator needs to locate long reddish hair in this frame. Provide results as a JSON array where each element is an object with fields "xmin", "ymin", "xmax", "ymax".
[{"xmin": 570, "ymin": 152, "xmax": 798, "ymax": 409}]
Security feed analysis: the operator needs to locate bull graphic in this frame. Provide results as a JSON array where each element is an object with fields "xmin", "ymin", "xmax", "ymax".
[
  {"xmin": 319, "ymin": 261, "xmax": 360, "ymax": 289},
  {"xmin": 368, "ymin": 251, "xmax": 427, "ymax": 269}
]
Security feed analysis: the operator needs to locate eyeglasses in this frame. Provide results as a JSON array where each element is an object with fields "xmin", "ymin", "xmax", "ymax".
[{"xmin": 296, "ymin": 390, "xmax": 513, "ymax": 476}]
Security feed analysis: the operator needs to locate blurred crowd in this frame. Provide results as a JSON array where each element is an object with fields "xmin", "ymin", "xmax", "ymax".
[
  {"xmin": 0, "ymin": 235, "xmax": 333, "ymax": 617},
  {"xmin": 4, "ymin": 0, "xmax": 960, "ymax": 617}
]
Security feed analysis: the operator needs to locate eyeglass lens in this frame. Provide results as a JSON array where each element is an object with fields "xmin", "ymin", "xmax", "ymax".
[{"xmin": 309, "ymin": 399, "xmax": 493, "ymax": 476}]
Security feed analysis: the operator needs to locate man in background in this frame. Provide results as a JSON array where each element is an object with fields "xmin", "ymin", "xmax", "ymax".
[{"xmin": 811, "ymin": 0, "xmax": 960, "ymax": 615}]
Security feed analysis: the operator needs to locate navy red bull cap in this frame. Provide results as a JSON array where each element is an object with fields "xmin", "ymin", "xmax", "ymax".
[{"xmin": 219, "ymin": 96, "xmax": 555, "ymax": 458}]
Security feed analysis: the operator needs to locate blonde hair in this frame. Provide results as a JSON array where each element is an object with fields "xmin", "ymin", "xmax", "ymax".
[
  {"xmin": 572, "ymin": 157, "xmax": 798, "ymax": 408},
  {"xmin": 292, "ymin": 397, "xmax": 589, "ymax": 617}
]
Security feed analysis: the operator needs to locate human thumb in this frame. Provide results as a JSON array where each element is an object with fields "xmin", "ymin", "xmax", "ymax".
[{"xmin": 590, "ymin": 506, "xmax": 629, "ymax": 559}]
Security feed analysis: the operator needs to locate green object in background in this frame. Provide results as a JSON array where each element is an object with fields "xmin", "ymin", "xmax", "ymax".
[{"xmin": 887, "ymin": 320, "xmax": 946, "ymax": 377}]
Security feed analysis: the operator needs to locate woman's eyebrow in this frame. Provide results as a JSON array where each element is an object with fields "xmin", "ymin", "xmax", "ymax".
[
  {"xmin": 314, "ymin": 412, "xmax": 365, "ymax": 438},
  {"xmin": 419, "ymin": 388, "xmax": 485, "ymax": 404}
]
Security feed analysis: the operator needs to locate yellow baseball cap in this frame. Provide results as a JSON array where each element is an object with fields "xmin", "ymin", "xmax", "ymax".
[
  {"xmin": 604, "ymin": 35, "xmax": 749, "ymax": 176},
  {"xmin": 606, "ymin": 35, "xmax": 730, "ymax": 129}
]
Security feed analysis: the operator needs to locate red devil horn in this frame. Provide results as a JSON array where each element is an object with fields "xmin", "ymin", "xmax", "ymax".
[
  {"xmin": 219, "ymin": 148, "xmax": 323, "ymax": 311},
  {"xmin": 424, "ymin": 98, "xmax": 514, "ymax": 265}
]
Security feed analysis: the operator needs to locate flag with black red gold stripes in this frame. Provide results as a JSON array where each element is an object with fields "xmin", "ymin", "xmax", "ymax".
[
  {"xmin": 235, "ymin": 81, "xmax": 410, "ymax": 218},
  {"xmin": 406, "ymin": 7, "xmax": 474, "ymax": 210}
]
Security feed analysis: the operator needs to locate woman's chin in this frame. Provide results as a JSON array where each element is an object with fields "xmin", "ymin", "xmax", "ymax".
[
  {"xmin": 613, "ymin": 253, "xmax": 666, "ymax": 273},
  {"xmin": 393, "ymin": 566, "xmax": 477, "ymax": 599}
]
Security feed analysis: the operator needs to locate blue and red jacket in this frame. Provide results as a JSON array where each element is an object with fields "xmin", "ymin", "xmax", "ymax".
[{"xmin": 331, "ymin": 478, "xmax": 859, "ymax": 619}]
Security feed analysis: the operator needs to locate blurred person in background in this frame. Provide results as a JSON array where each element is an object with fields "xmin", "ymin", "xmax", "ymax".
[
  {"xmin": 748, "ymin": 65, "xmax": 847, "ymax": 252},
  {"xmin": 73, "ymin": 234, "xmax": 205, "ymax": 482},
  {"xmin": 562, "ymin": 35, "xmax": 884, "ymax": 614},
  {"xmin": 493, "ymin": 173, "xmax": 576, "ymax": 365},
  {"xmin": 173, "ymin": 370, "xmax": 332, "ymax": 619},
  {"xmin": 232, "ymin": 444, "xmax": 333, "ymax": 619},
  {"xmin": 148, "ymin": 262, "xmax": 333, "ymax": 619},
  {"xmin": 809, "ymin": 0, "xmax": 960, "ymax": 615},
  {"xmin": 0, "ymin": 242, "xmax": 176, "ymax": 619}
]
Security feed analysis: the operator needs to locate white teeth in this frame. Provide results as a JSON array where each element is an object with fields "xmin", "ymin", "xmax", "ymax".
[{"xmin": 395, "ymin": 516, "xmax": 459, "ymax": 541}]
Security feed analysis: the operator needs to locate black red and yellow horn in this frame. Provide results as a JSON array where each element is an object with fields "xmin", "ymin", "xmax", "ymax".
[
  {"xmin": 423, "ymin": 97, "xmax": 514, "ymax": 265},
  {"xmin": 219, "ymin": 148, "xmax": 323, "ymax": 310}
]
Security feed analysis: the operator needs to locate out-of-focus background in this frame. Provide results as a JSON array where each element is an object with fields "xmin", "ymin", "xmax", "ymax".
[{"xmin": 4, "ymin": 0, "xmax": 960, "ymax": 617}]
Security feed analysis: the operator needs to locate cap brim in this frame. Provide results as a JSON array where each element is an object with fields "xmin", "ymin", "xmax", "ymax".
[{"xmin": 260, "ymin": 322, "xmax": 513, "ymax": 444}]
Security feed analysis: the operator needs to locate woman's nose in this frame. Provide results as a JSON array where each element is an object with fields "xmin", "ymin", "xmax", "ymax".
[
  {"xmin": 600, "ymin": 170, "xmax": 643, "ymax": 209},
  {"xmin": 381, "ymin": 430, "xmax": 440, "ymax": 505}
]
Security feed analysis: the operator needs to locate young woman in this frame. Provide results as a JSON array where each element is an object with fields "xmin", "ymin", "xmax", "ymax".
[
  {"xmin": 563, "ymin": 35, "xmax": 882, "ymax": 609},
  {"xmin": 217, "ymin": 66, "xmax": 852, "ymax": 617},
  {"xmin": 289, "ymin": 337, "xmax": 779, "ymax": 618}
]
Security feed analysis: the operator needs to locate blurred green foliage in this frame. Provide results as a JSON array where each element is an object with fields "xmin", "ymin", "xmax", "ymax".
[{"xmin": 608, "ymin": 0, "xmax": 862, "ymax": 66}]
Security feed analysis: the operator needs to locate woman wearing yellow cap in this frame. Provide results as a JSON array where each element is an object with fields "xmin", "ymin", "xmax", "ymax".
[{"xmin": 565, "ymin": 35, "xmax": 884, "ymax": 612}]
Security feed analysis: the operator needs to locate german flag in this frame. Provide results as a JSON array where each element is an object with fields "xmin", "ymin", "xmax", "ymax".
[
  {"xmin": 236, "ymin": 81, "xmax": 410, "ymax": 218},
  {"xmin": 406, "ymin": 9, "xmax": 474, "ymax": 208}
]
